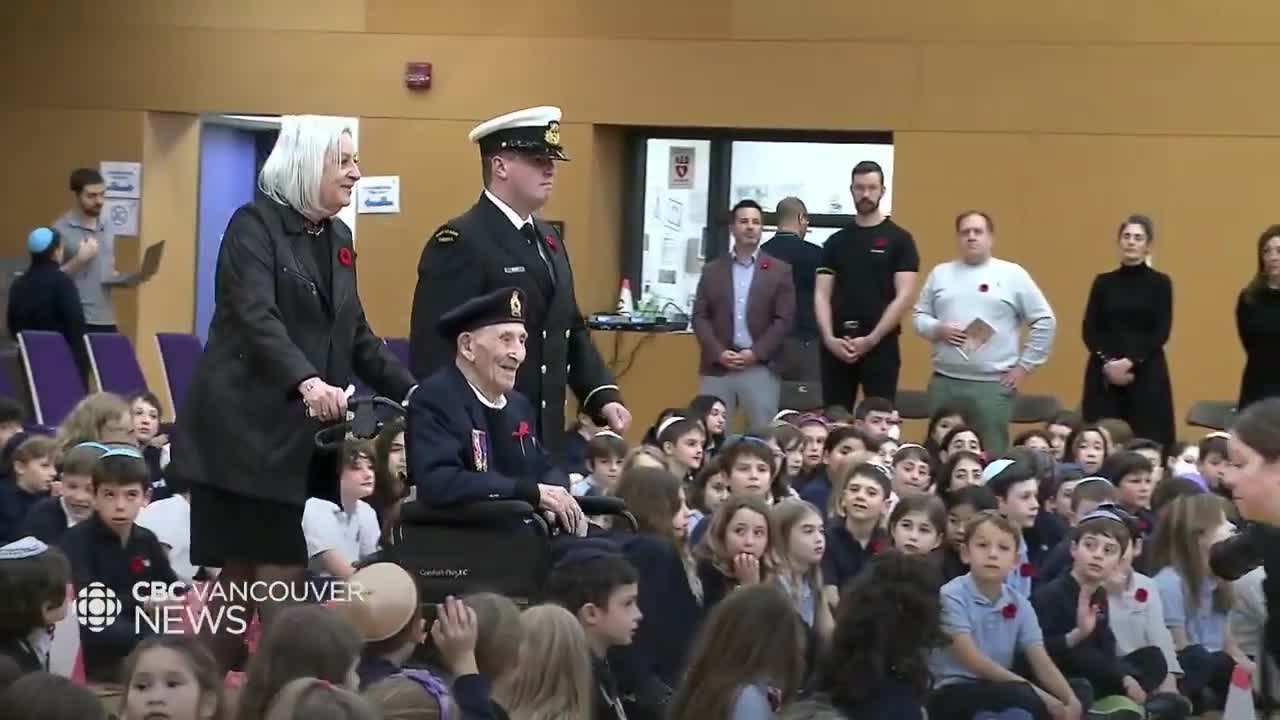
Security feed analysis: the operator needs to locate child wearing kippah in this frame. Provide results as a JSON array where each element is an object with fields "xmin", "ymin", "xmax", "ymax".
[
  {"xmin": 20, "ymin": 441, "xmax": 105, "ymax": 545},
  {"xmin": 0, "ymin": 537, "xmax": 70, "ymax": 672}
]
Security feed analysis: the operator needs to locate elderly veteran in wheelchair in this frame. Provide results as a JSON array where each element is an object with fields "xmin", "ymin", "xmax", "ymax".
[{"xmin": 406, "ymin": 286, "xmax": 586, "ymax": 536}]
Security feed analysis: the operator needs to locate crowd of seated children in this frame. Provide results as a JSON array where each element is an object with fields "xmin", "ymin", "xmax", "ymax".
[
  {"xmin": 687, "ymin": 456, "xmax": 728, "ymax": 531},
  {"xmin": 937, "ymin": 450, "xmax": 984, "ymax": 501},
  {"xmin": 1062, "ymin": 425, "xmax": 1109, "ymax": 476},
  {"xmin": 758, "ymin": 424, "xmax": 803, "ymax": 504},
  {"xmin": 0, "ymin": 435, "xmax": 59, "ymax": 543},
  {"xmin": 235, "ymin": 604, "xmax": 364, "ymax": 720},
  {"xmin": 126, "ymin": 390, "xmax": 170, "ymax": 493},
  {"xmin": 695, "ymin": 495, "xmax": 770, "ymax": 610},
  {"xmin": 368, "ymin": 418, "xmax": 409, "ymax": 542},
  {"xmin": 120, "ymin": 635, "xmax": 228, "ymax": 720},
  {"xmin": 302, "ymin": 438, "xmax": 380, "ymax": 580},
  {"xmin": 889, "ymin": 443, "xmax": 933, "ymax": 497},
  {"xmin": 56, "ymin": 392, "xmax": 135, "ymax": 451},
  {"xmin": 269, "ymin": 677, "xmax": 380, "ymax": 720},
  {"xmin": 668, "ymin": 584, "xmax": 809, "ymax": 720},
  {"xmin": 1, "ymin": 670, "xmax": 109, "ymax": 720},
  {"xmin": 0, "ymin": 537, "xmax": 69, "ymax": 673},
  {"xmin": 769, "ymin": 499, "xmax": 834, "ymax": 640},
  {"xmin": 924, "ymin": 402, "xmax": 976, "ymax": 460},
  {"xmin": 941, "ymin": 485, "xmax": 998, "ymax": 581},
  {"xmin": 1044, "ymin": 411, "xmax": 1083, "ymax": 462},
  {"xmin": 1097, "ymin": 418, "xmax": 1135, "ymax": 452},
  {"xmin": 494, "ymin": 604, "xmax": 596, "ymax": 720},
  {"xmin": 565, "ymin": 404, "xmax": 607, "ymax": 477},
  {"xmin": 20, "ymin": 440, "xmax": 103, "ymax": 544},
  {"xmin": 689, "ymin": 394, "xmax": 729, "ymax": 459},
  {"xmin": 795, "ymin": 414, "xmax": 830, "ymax": 490},
  {"xmin": 571, "ymin": 431, "xmax": 626, "ymax": 498},
  {"xmin": 888, "ymin": 494, "xmax": 945, "ymax": 560},
  {"xmin": 1099, "ymin": 450, "xmax": 1158, "ymax": 538},
  {"xmin": 656, "ymin": 415, "xmax": 705, "ymax": 483},
  {"xmin": 938, "ymin": 425, "xmax": 985, "ymax": 467},
  {"xmin": 608, "ymin": 465, "xmax": 703, "ymax": 714},
  {"xmin": 1036, "ymin": 478, "xmax": 1120, "ymax": 587},
  {"xmin": 982, "ymin": 459, "xmax": 1044, "ymax": 598},
  {"xmin": 61, "ymin": 447, "xmax": 177, "ymax": 683},
  {"xmin": 817, "ymin": 552, "xmax": 948, "ymax": 720},
  {"xmin": 821, "ymin": 463, "xmax": 891, "ymax": 610},
  {"xmin": 544, "ymin": 547, "xmax": 641, "ymax": 720},
  {"xmin": 797, "ymin": 425, "xmax": 871, "ymax": 514}
]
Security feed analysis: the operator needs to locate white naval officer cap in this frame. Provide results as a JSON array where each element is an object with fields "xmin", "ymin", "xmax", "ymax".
[{"xmin": 468, "ymin": 106, "xmax": 569, "ymax": 161}]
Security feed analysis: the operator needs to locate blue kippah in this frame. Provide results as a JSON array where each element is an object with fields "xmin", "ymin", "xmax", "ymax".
[
  {"xmin": 0, "ymin": 536, "xmax": 49, "ymax": 560},
  {"xmin": 100, "ymin": 447, "xmax": 144, "ymax": 460},
  {"xmin": 553, "ymin": 537, "xmax": 621, "ymax": 569},
  {"xmin": 28, "ymin": 227, "xmax": 56, "ymax": 253}
]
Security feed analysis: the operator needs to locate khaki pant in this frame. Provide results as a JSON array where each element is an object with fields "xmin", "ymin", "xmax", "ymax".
[{"xmin": 927, "ymin": 373, "xmax": 1015, "ymax": 455}]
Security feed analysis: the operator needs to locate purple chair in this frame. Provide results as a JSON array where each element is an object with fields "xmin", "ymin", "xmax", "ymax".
[
  {"xmin": 385, "ymin": 337, "xmax": 410, "ymax": 370},
  {"xmin": 85, "ymin": 333, "xmax": 149, "ymax": 396},
  {"xmin": 18, "ymin": 331, "xmax": 88, "ymax": 426},
  {"xmin": 155, "ymin": 332, "xmax": 203, "ymax": 419}
]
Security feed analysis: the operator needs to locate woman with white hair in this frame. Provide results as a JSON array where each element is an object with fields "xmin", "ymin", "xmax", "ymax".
[{"xmin": 169, "ymin": 116, "xmax": 414, "ymax": 671}]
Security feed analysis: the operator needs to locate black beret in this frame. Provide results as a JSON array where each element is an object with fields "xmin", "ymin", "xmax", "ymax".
[{"xmin": 436, "ymin": 287, "xmax": 527, "ymax": 340}]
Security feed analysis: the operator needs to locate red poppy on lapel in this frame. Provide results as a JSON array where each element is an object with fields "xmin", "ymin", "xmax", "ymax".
[
  {"xmin": 544, "ymin": 233, "xmax": 558, "ymax": 252},
  {"xmin": 979, "ymin": 283, "xmax": 990, "ymax": 292},
  {"xmin": 1138, "ymin": 518, "xmax": 1151, "ymax": 532},
  {"xmin": 129, "ymin": 555, "xmax": 148, "ymax": 574},
  {"xmin": 513, "ymin": 421, "xmax": 531, "ymax": 439},
  {"xmin": 1134, "ymin": 588, "xmax": 1149, "ymax": 603},
  {"xmin": 1001, "ymin": 603, "xmax": 1017, "ymax": 619},
  {"xmin": 338, "ymin": 247, "xmax": 354, "ymax": 267},
  {"xmin": 874, "ymin": 238, "xmax": 888, "ymax": 249},
  {"xmin": 1020, "ymin": 562, "xmax": 1036, "ymax": 578},
  {"xmin": 868, "ymin": 537, "xmax": 885, "ymax": 553},
  {"xmin": 760, "ymin": 259, "xmax": 771, "ymax": 270}
]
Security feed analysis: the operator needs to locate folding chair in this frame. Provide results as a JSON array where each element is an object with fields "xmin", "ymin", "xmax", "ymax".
[
  {"xmin": 155, "ymin": 332, "xmax": 203, "ymax": 420},
  {"xmin": 896, "ymin": 389, "xmax": 932, "ymax": 420},
  {"xmin": 84, "ymin": 332, "xmax": 149, "ymax": 396},
  {"xmin": 17, "ymin": 331, "xmax": 87, "ymax": 426},
  {"xmin": 1186, "ymin": 400, "xmax": 1236, "ymax": 431},
  {"xmin": 1011, "ymin": 394, "xmax": 1061, "ymax": 424}
]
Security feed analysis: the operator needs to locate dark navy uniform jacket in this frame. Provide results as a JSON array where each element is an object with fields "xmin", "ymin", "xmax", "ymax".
[
  {"xmin": 408, "ymin": 364, "xmax": 569, "ymax": 507},
  {"xmin": 409, "ymin": 193, "xmax": 621, "ymax": 456}
]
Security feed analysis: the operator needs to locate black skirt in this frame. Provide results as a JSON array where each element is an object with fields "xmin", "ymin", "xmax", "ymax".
[{"xmin": 190, "ymin": 484, "xmax": 307, "ymax": 567}]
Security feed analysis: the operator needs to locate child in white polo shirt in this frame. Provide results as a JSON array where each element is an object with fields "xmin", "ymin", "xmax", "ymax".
[{"xmin": 302, "ymin": 439, "xmax": 380, "ymax": 579}]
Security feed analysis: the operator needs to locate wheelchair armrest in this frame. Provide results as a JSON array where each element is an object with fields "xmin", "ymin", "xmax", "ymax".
[
  {"xmin": 577, "ymin": 496, "xmax": 626, "ymax": 516},
  {"xmin": 399, "ymin": 499, "xmax": 538, "ymax": 526}
]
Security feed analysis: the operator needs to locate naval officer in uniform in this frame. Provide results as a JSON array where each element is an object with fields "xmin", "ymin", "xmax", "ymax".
[
  {"xmin": 409, "ymin": 106, "xmax": 630, "ymax": 456},
  {"xmin": 408, "ymin": 286, "xmax": 585, "ymax": 535}
]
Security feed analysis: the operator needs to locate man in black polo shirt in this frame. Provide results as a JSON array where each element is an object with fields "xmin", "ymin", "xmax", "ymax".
[
  {"xmin": 815, "ymin": 160, "xmax": 919, "ymax": 409},
  {"xmin": 762, "ymin": 196, "xmax": 823, "ymax": 386}
]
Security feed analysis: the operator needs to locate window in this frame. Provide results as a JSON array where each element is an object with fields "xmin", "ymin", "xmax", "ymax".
[{"xmin": 625, "ymin": 130, "xmax": 893, "ymax": 318}]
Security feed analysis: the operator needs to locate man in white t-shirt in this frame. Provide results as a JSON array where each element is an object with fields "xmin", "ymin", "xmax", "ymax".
[{"xmin": 302, "ymin": 439, "xmax": 380, "ymax": 579}]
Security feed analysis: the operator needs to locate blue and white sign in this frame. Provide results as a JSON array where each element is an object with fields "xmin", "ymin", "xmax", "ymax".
[
  {"xmin": 99, "ymin": 161, "xmax": 142, "ymax": 199},
  {"xmin": 356, "ymin": 175, "xmax": 400, "ymax": 214}
]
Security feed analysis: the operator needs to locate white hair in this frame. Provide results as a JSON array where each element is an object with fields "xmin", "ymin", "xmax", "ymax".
[{"xmin": 257, "ymin": 115, "xmax": 353, "ymax": 218}]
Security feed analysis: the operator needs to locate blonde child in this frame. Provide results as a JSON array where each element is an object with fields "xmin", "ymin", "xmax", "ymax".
[
  {"xmin": 121, "ymin": 636, "xmax": 228, "ymax": 720},
  {"xmin": 265, "ymin": 677, "xmax": 380, "ymax": 720},
  {"xmin": 695, "ymin": 496, "xmax": 771, "ymax": 610},
  {"xmin": 56, "ymin": 392, "xmax": 134, "ymax": 450},
  {"xmin": 769, "ymin": 499, "xmax": 833, "ymax": 640},
  {"xmin": 889, "ymin": 494, "xmax": 946, "ymax": 557},
  {"xmin": 495, "ymin": 604, "xmax": 595, "ymax": 720},
  {"xmin": 235, "ymin": 604, "xmax": 364, "ymax": 720}
]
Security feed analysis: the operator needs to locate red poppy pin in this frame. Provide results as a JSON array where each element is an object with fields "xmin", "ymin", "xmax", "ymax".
[
  {"xmin": 129, "ymin": 555, "xmax": 149, "ymax": 574},
  {"xmin": 1020, "ymin": 562, "xmax": 1036, "ymax": 578},
  {"xmin": 1138, "ymin": 518, "xmax": 1151, "ymax": 532},
  {"xmin": 1134, "ymin": 588, "xmax": 1149, "ymax": 603},
  {"xmin": 544, "ymin": 233, "xmax": 558, "ymax": 252},
  {"xmin": 869, "ymin": 537, "xmax": 885, "ymax": 553},
  {"xmin": 979, "ymin": 283, "xmax": 990, "ymax": 293},
  {"xmin": 1001, "ymin": 603, "xmax": 1017, "ymax": 619},
  {"xmin": 874, "ymin": 238, "xmax": 888, "ymax": 249},
  {"xmin": 338, "ymin": 247, "xmax": 354, "ymax": 267},
  {"xmin": 513, "ymin": 420, "xmax": 532, "ymax": 456},
  {"xmin": 760, "ymin": 259, "xmax": 771, "ymax": 270}
]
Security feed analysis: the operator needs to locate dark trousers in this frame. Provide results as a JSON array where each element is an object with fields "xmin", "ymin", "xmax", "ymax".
[
  {"xmin": 1080, "ymin": 352, "xmax": 1176, "ymax": 447},
  {"xmin": 779, "ymin": 337, "xmax": 822, "ymax": 381},
  {"xmin": 927, "ymin": 680, "xmax": 1049, "ymax": 720},
  {"xmin": 821, "ymin": 335, "xmax": 900, "ymax": 410},
  {"xmin": 1053, "ymin": 645, "xmax": 1167, "ymax": 699},
  {"xmin": 1178, "ymin": 644, "xmax": 1235, "ymax": 711}
]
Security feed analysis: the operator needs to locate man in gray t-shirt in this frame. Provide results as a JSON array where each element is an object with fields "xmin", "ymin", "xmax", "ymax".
[{"xmin": 53, "ymin": 168, "xmax": 123, "ymax": 331}]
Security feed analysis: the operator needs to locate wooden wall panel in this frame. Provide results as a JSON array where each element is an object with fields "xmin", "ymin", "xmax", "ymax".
[{"xmin": 16, "ymin": 0, "xmax": 366, "ymax": 32}]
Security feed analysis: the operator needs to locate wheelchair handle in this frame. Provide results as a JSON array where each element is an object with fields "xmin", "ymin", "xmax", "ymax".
[{"xmin": 314, "ymin": 395, "xmax": 406, "ymax": 450}]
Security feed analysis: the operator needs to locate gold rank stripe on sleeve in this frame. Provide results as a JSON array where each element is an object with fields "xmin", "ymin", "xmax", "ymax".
[{"xmin": 432, "ymin": 227, "xmax": 459, "ymax": 244}]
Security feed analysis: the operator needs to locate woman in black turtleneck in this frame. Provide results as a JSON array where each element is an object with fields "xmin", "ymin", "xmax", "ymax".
[
  {"xmin": 1080, "ymin": 214, "xmax": 1175, "ymax": 446},
  {"xmin": 1236, "ymin": 225, "xmax": 1280, "ymax": 410}
]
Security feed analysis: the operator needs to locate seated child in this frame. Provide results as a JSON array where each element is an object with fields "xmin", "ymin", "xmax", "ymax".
[
  {"xmin": 689, "ymin": 438, "xmax": 776, "ymax": 546},
  {"xmin": 686, "ymin": 457, "xmax": 728, "ymax": 533},
  {"xmin": 1031, "ymin": 508, "xmax": 1167, "ymax": 705},
  {"xmin": 124, "ymin": 391, "xmax": 170, "ymax": 497},
  {"xmin": 1164, "ymin": 441, "xmax": 1199, "ymax": 482},
  {"xmin": 759, "ymin": 424, "xmax": 804, "ymax": 504},
  {"xmin": 0, "ymin": 435, "xmax": 58, "ymax": 543},
  {"xmin": 928, "ymin": 511, "xmax": 1082, "ymax": 720},
  {"xmin": 494, "ymin": 604, "xmax": 597, "ymax": 719},
  {"xmin": 794, "ymin": 415, "xmax": 830, "ymax": 491},
  {"xmin": 982, "ymin": 459, "xmax": 1043, "ymax": 597},
  {"xmin": 925, "ymin": 402, "xmax": 976, "ymax": 460},
  {"xmin": 303, "ymin": 438, "xmax": 381, "ymax": 579},
  {"xmin": 657, "ymin": 416, "xmax": 706, "ymax": 482},
  {"xmin": 1097, "ymin": 417, "xmax": 1135, "ymax": 451},
  {"xmin": 890, "ymin": 444, "xmax": 933, "ymax": 497},
  {"xmin": 545, "ymin": 547, "xmax": 642, "ymax": 720},
  {"xmin": 1229, "ymin": 567, "xmax": 1280, "ymax": 705},
  {"xmin": 565, "ymin": 405, "xmax": 605, "ymax": 476},
  {"xmin": 572, "ymin": 431, "xmax": 627, "ymax": 497},
  {"xmin": 889, "ymin": 493, "xmax": 946, "ymax": 559},
  {"xmin": 853, "ymin": 397, "xmax": 896, "ymax": 441},
  {"xmin": 1193, "ymin": 432, "xmax": 1230, "ymax": 497},
  {"xmin": 938, "ymin": 426, "xmax": 983, "ymax": 465},
  {"xmin": 1104, "ymin": 515, "xmax": 1182, "ymax": 696},
  {"xmin": 695, "ymin": 496, "xmax": 771, "ymax": 610},
  {"xmin": 267, "ymin": 677, "xmax": 381, "ymax": 719},
  {"xmin": 0, "ymin": 670, "xmax": 109, "ymax": 719},
  {"xmin": 822, "ymin": 463, "xmax": 891, "ymax": 608},
  {"xmin": 938, "ymin": 451, "xmax": 984, "ymax": 500},
  {"xmin": 1013, "ymin": 429, "xmax": 1053, "ymax": 453},
  {"xmin": 1124, "ymin": 438, "xmax": 1166, "ymax": 486},
  {"xmin": 19, "ymin": 441, "xmax": 104, "ymax": 545},
  {"xmin": 120, "ymin": 636, "xmax": 227, "ymax": 720},
  {"xmin": 942, "ymin": 486, "xmax": 998, "ymax": 582},
  {"xmin": 1036, "ymin": 478, "xmax": 1118, "ymax": 588},
  {"xmin": 819, "ymin": 552, "xmax": 947, "ymax": 720},
  {"xmin": 1046, "ymin": 466, "xmax": 1087, "ymax": 529},
  {"xmin": 236, "ymin": 604, "xmax": 365, "ymax": 719},
  {"xmin": 690, "ymin": 394, "xmax": 728, "ymax": 459},
  {"xmin": 1063, "ymin": 426, "xmax": 1109, "ymax": 476},
  {"xmin": 798, "ymin": 426, "xmax": 867, "ymax": 514},
  {"xmin": 769, "ymin": 499, "xmax": 834, "ymax": 638},
  {"xmin": 0, "ymin": 537, "xmax": 69, "ymax": 672},
  {"xmin": 135, "ymin": 464, "xmax": 196, "ymax": 582},
  {"xmin": 56, "ymin": 392, "xmax": 135, "ymax": 449},
  {"xmin": 1151, "ymin": 476, "xmax": 1204, "ymax": 515},
  {"xmin": 1099, "ymin": 450, "xmax": 1157, "ymax": 538},
  {"xmin": 60, "ymin": 448, "xmax": 178, "ymax": 682},
  {"xmin": 1044, "ymin": 410, "xmax": 1084, "ymax": 463},
  {"xmin": 1150, "ymin": 493, "xmax": 1247, "ymax": 712}
]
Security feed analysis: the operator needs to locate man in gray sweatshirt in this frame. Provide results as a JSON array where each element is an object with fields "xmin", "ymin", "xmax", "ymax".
[{"xmin": 912, "ymin": 211, "xmax": 1056, "ymax": 453}]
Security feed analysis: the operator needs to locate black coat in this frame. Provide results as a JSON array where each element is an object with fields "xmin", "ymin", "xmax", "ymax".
[
  {"xmin": 171, "ymin": 196, "xmax": 414, "ymax": 505},
  {"xmin": 6, "ymin": 257, "xmax": 89, "ymax": 380},
  {"xmin": 409, "ymin": 194, "xmax": 620, "ymax": 455}
]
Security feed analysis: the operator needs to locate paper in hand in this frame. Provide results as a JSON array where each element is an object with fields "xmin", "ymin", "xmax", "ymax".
[{"xmin": 956, "ymin": 317, "xmax": 996, "ymax": 360}]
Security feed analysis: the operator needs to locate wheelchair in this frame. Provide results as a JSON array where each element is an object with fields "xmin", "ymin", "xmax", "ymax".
[{"xmin": 315, "ymin": 395, "xmax": 636, "ymax": 607}]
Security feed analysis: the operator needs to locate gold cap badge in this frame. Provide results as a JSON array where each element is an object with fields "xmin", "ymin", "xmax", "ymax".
[
  {"xmin": 544, "ymin": 121, "xmax": 561, "ymax": 146},
  {"xmin": 510, "ymin": 290, "xmax": 523, "ymax": 318}
]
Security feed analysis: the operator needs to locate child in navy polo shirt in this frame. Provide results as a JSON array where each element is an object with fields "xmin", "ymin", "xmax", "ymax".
[
  {"xmin": 0, "ymin": 435, "xmax": 59, "ymax": 543},
  {"xmin": 1036, "ymin": 479, "xmax": 1118, "ymax": 589},
  {"xmin": 1031, "ymin": 509, "xmax": 1168, "ymax": 707},
  {"xmin": 928, "ymin": 511, "xmax": 1081, "ymax": 720},
  {"xmin": 984, "ymin": 459, "xmax": 1043, "ymax": 597},
  {"xmin": 821, "ymin": 462, "xmax": 890, "ymax": 609},
  {"xmin": 61, "ymin": 448, "xmax": 178, "ymax": 682},
  {"xmin": 1099, "ymin": 450, "xmax": 1157, "ymax": 540},
  {"xmin": 20, "ymin": 442, "xmax": 104, "ymax": 546},
  {"xmin": 798, "ymin": 426, "xmax": 869, "ymax": 515},
  {"xmin": 942, "ymin": 485, "xmax": 998, "ymax": 581}
]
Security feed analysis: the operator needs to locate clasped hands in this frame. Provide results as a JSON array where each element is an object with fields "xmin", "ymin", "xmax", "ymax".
[
  {"xmin": 1102, "ymin": 358, "xmax": 1135, "ymax": 387},
  {"xmin": 718, "ymin": 349, "xmax": 758, "ymax": 370}
]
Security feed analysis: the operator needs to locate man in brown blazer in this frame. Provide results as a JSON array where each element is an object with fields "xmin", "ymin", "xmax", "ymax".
[{"xmin": 692, "ymin": 199, "xmax": 796, "ymax": 428}]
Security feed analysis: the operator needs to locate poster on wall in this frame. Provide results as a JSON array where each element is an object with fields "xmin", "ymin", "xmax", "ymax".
[
  {"xmin": 102, "ymin": 198, "xmax": 139, "ymax": 236},
  {"xmin": 356, "ymin": 176, "xmax": 400, "ymax": 214},
  {"xmin": 669, "ymin": 146, "xmax": 695, "ymax": 189},
  {"xmin": 100, "ymin": 161, "xmax": 142, "ymax": 199}
]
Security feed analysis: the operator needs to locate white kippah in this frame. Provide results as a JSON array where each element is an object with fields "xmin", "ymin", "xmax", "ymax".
[
  {"xmin": 656, "ymin": 416, "xmax": 687, "ymax": 439},
  {"xmin": 593, "ymin": 430, "xmax": 623, "ymax": 439},
  {"xmin": 981, "ymin": 458, "xmax": 1017, "ymax": 483},
  {"xmin": 0, "ymin": 536, "xmax": 49, "ymax": 560}
]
